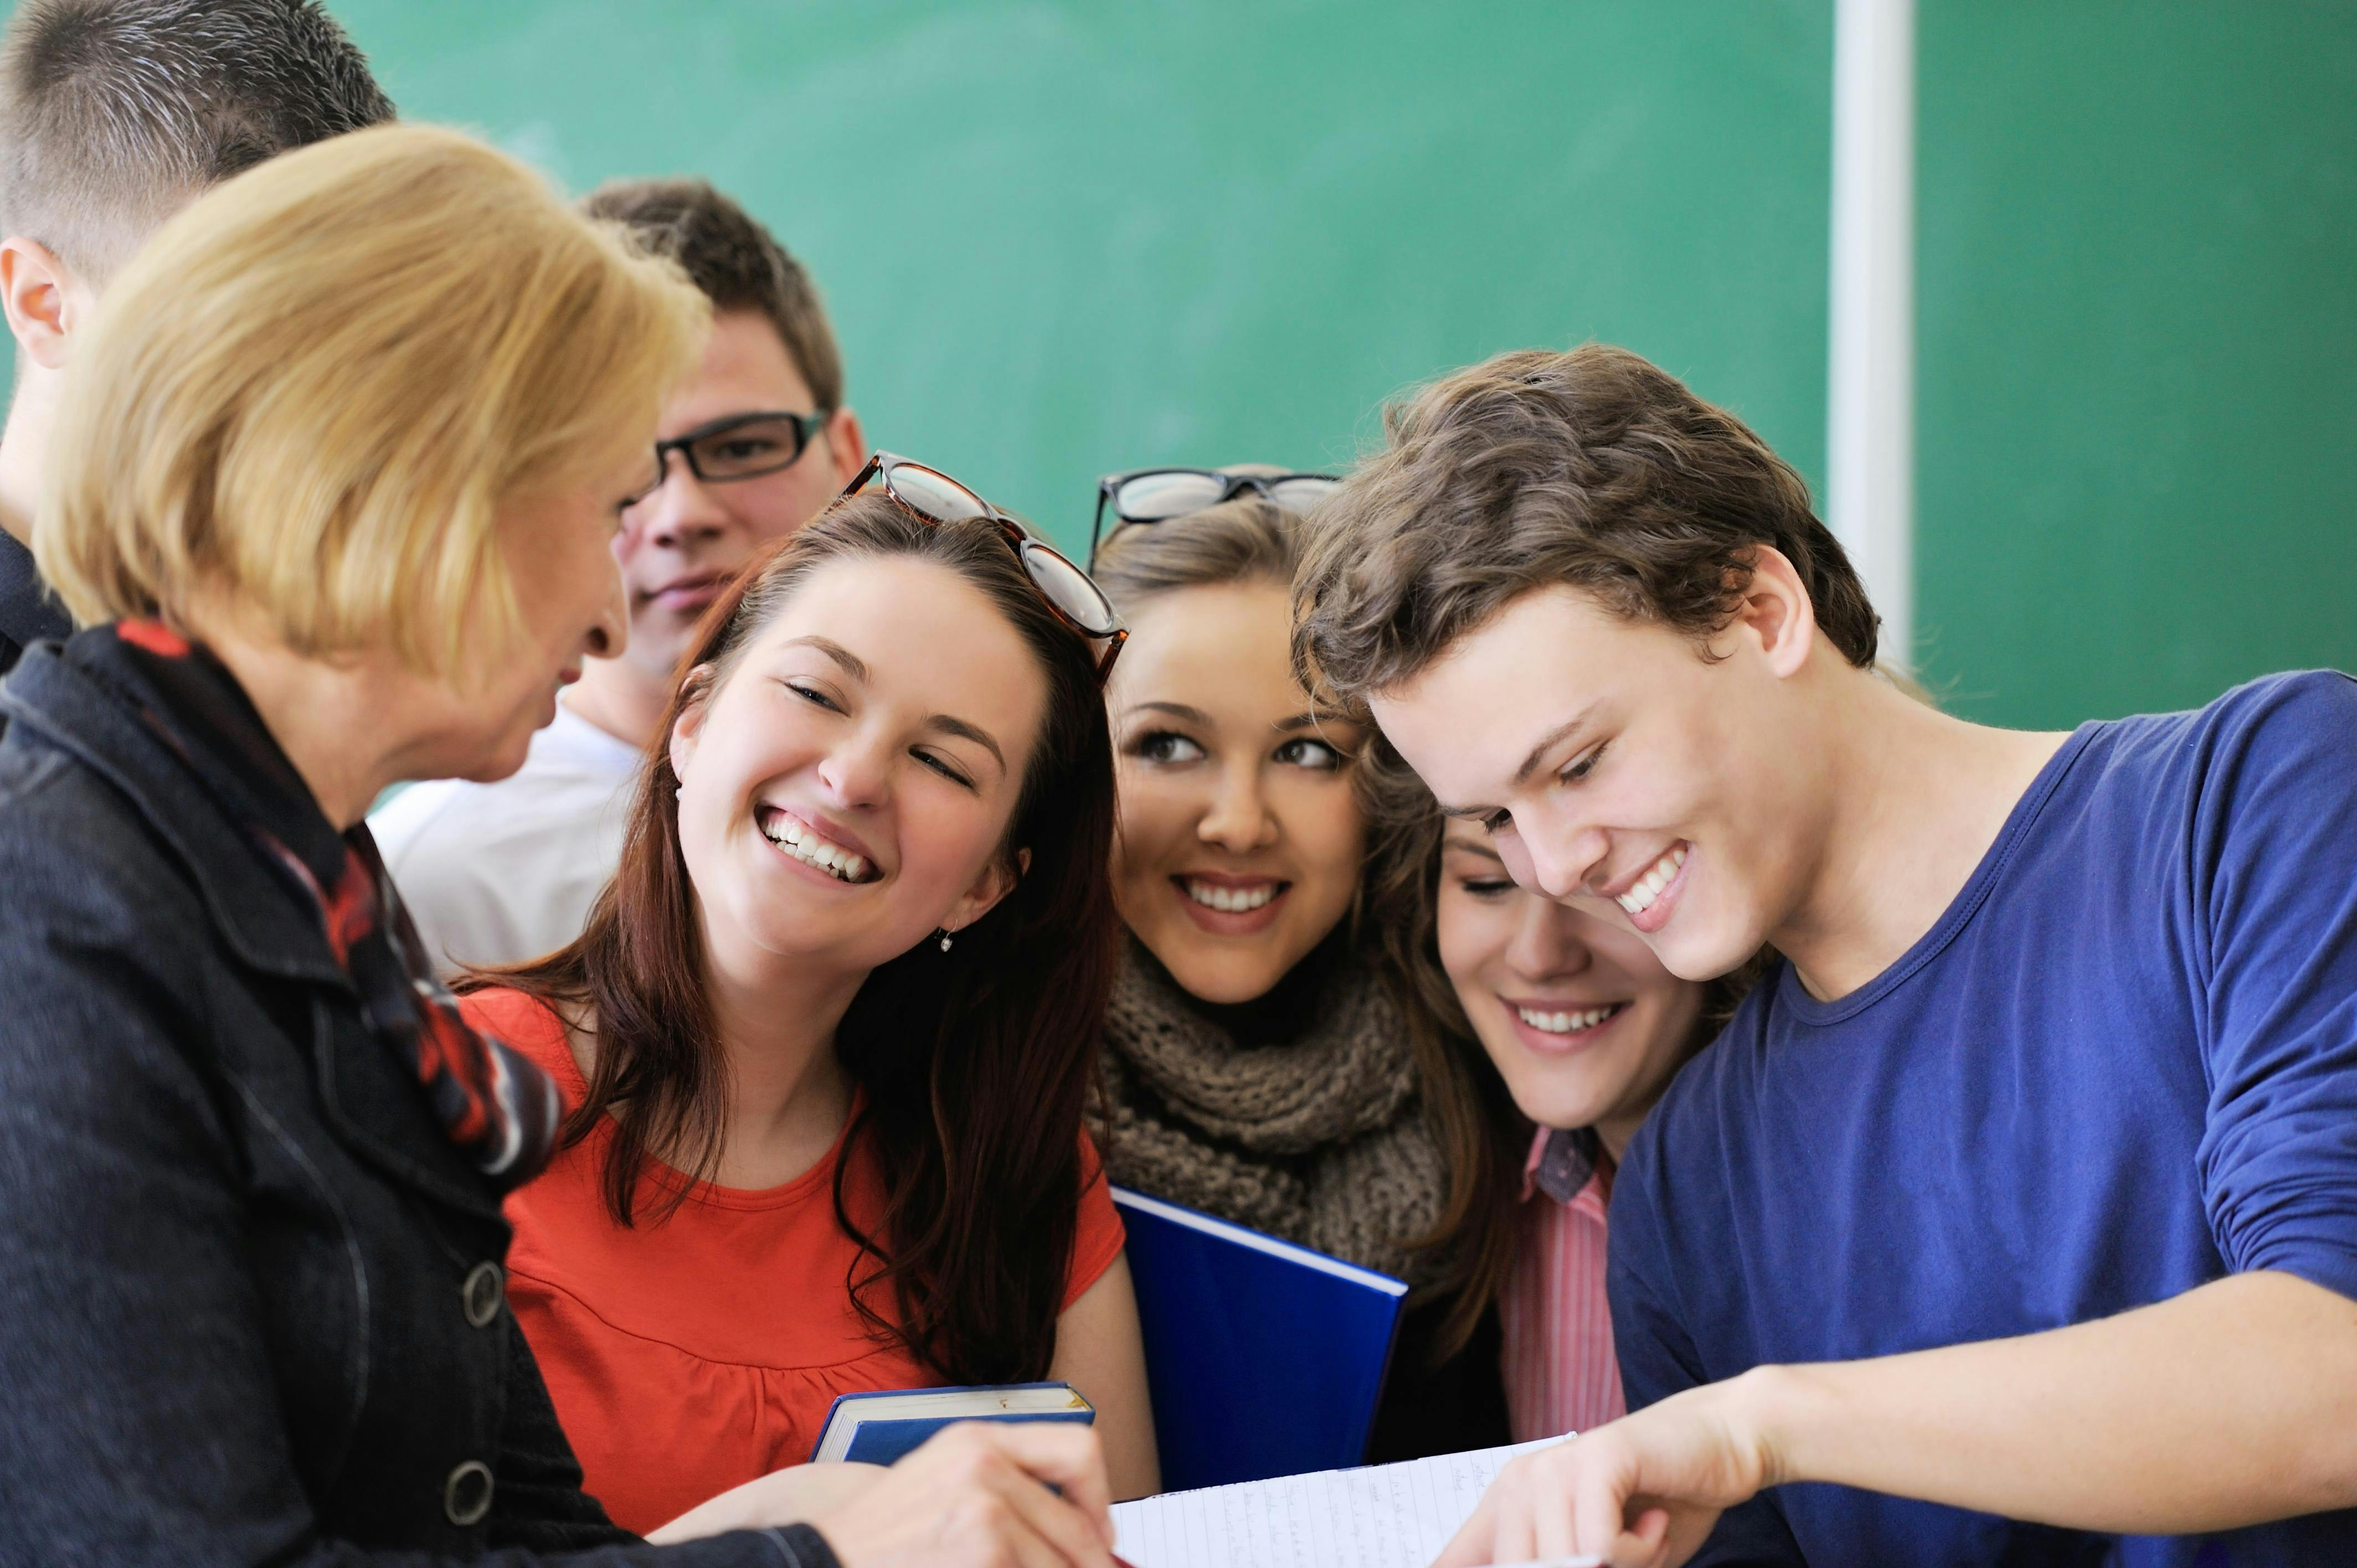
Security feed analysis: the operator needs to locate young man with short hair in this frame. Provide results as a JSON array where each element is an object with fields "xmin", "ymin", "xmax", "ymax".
[
  {"xmin": 0, "ymin": 0, "xmax": 394, "ymax": 675},
  {"xmin": 370, "ymin": 178, "xmax": 864, "ymax": 972},
  {"xmin": 1294, "ymin": 345, "xmax": 2357, "ymax": 1567}
]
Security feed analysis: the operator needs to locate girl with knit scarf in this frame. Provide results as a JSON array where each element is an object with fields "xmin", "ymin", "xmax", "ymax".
[{"xmin": 1087, "ymin": 472, "xmax": 1524, "ymax": 1460}]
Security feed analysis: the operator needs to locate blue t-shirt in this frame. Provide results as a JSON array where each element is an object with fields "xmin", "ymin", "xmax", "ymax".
[{"xmin": 1610, "ymin": 672, "xmax": 2357, "ymax": 1567}]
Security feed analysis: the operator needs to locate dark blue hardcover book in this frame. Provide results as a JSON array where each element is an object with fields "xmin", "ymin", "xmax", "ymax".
[
  {"xmin": 1111, "ymin": 1185, "xmax": 1407, "ymax": 1492},
  {"xmin": 808, "ymin": 1382, "xmax": 1094, "ymax": 1467}
]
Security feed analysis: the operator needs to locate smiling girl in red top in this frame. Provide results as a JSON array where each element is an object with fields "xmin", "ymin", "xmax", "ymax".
[{"xmin": 460, "ymin": 483, "xmax": 1156, "ymax": 1535}]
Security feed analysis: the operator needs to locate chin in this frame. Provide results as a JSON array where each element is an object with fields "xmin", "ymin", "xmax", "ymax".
[
  {"xmin": 455, "ymin": 733, "xmax": 534, "ymax": 786},
  {"xmin": 1645, "ymin": 910, "xmax": 1761, "ymax": 984},
  {"xmin": 1496, "ymin": 1056, "xmax": 1617, "ymax": 1131},
  {"xmin": 1150, "ymin": 942, "xmax": 1289, "ymax": 1006}
]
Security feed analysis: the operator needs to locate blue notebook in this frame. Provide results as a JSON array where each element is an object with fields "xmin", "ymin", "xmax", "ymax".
[
  {"xmin": 808, "ymin": 1382, "xmax": 1094, "ymax": 1467},
  {"xmin": 1111, "ymin": 1185, "xmax": 1408, "ymax": 1492}
]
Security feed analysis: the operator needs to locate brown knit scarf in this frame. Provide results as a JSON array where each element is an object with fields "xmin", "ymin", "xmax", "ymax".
[{"xmin": 1095, "ymin": 938, "xmax": 1450, "ymax": 1285}]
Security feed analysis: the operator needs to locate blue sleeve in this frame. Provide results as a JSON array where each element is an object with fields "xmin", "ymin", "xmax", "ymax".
[
  {"xmin": 1609, "ymin": 1156, "xmax": 1805, "ymax": 1568},
  {"xmin": 2191, "ymin": 672, "xmax": 2357, "ymax": 1303}
]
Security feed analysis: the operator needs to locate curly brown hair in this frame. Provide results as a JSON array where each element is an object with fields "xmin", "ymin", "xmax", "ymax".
[{"xmin": 1293, "ymin": 344, "xmax": 1879, "ymax": 709}]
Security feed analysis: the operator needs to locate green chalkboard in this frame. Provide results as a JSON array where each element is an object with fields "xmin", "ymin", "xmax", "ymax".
[
  {"xmin": 311, "ymin": 0, "xmax": 1832, "ymax": 559},
  {"xmin": 9, "ymin": 2, "xmax": 2354, "ymax": 731},
  {"xmin": 1916, "ymin": 2, "xmax": 2357, "ymax": 725}
]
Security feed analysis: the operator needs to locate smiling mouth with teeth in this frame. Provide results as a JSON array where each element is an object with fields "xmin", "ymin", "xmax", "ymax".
[
  {"xmin": 1515, "ymin": 1000, "xmax": 1629, "ymax": 1035},
  {"xmin": 759, "ymin": 808, "xmax": 877, "ymax": 885},
  {"xmin": 1615, "ymin": 843, "xmax": 1688, "ymax": 917},
  {"xmin": 1180, "ymin": 878, "xmax": 1284, "ymax": 914}
]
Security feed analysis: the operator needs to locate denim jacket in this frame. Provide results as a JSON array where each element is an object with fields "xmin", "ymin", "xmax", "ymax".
[{"xmin": 0, "ymin": 643, "xmax": 834, "ymax": 1568}]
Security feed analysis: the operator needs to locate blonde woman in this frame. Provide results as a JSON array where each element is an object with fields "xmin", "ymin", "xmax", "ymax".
[{"xmin": 0, "ymin": 126, "xmax": 1118, "ymax": 1568}]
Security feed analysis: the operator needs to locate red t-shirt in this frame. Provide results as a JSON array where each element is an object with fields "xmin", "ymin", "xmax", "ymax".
[{"xmin": 465, "ymin": 988, "xmax": 1127, "ymax": 1535}]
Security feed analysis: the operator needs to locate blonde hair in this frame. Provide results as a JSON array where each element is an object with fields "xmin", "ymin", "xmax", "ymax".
[{"xmin": 36, "ymin": 122, "xmax": 710, "ymax": 675}]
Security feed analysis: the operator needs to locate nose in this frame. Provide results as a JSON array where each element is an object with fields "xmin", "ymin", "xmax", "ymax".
[
  {"xmin": 1505, "ymin": 888, "xmax": 1592, "ymax": 983},
  {"xmin": 814, "ymin": 729, "xmax": 892, "ymax": 814},
  {"xmin": 1196, "ymin": 757, "xmax": 1278, "ymax": 854},
  {"xmin": 635, "ymin": 451, "xmax": 732, "ymax": 549},
  {"xmin": 1519, "ymin": 818, "xmax": 1610, "ymax": 902}
]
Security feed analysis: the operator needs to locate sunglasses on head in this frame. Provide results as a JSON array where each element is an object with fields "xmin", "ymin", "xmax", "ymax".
[
  {"xmin": 1090, "ymin": 467, "xmax": 1342, "ymax": 564},
  {"xmin": 838, "ymin": 451, "xmax": 1129, "ymax": 682}
]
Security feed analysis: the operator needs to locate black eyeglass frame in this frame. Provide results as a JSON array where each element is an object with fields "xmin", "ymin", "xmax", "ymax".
[
  {"xmin": 840, "ymin": 451, "xmax": 1129, "ymax": 682},
  {"xmin": 1089, "ymin": 466, "xmax": 1343, "ymax": 565},
  {"xmin": 632, "ymin": 409, "xmax": 830, "ymax": 502}
]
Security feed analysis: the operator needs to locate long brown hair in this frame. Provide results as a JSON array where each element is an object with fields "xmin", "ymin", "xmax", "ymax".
[
  {"xmin": 1095, "ymin": 495, "xmax": 1520, "ymax": 1359},
  {"xmin": 472, "ymin": 496, "xmax": 1120, "ymax": 1384}
]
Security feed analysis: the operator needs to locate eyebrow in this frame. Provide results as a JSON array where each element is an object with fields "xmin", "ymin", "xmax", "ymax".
[
  {"xmin": 1511, "ymin": 706, "xmax": 1600, "ymax": 787},
  {"xmin": 925, "ymin": 714, "xmax": 1005, "ymax": 772},
  {"xmin": 1273, "ymin": 710, "xmax": 1360, "ymax": 735},
  {"xmin": 1431, "ymin": 704, "xmax": 1601, "ymax": 819},
  {"xmin": 784, "ymin": 635, "xmax": 869, "ymax": 684},
  {"xmin": 1121, "ymin": 700, "xmax": 1212, "ymax": 726},
  {"xmin": 785, "ymin": 635, "xmax": 1004, "ymax": 771},
  {"xmin": 1443, "ymin": 832, "xmax": 1506, "ymax": 863}
]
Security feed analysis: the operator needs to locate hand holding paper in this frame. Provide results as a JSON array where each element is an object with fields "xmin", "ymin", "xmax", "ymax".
[{"xmin": 1432, "ymin": 1385, "xmax": 1779, "ymax": 1568}]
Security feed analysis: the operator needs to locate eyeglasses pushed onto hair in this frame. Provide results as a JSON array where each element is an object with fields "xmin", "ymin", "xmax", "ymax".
[
  {"xmin": 838, "ymin": 451, "xmax": 1129, "ymax": 683},
  {"xmin": 1090, "ymin": 467, "xmax": 1341, "ymax": 565}
]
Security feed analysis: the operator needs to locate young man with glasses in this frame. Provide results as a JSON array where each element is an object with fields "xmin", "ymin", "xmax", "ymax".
[{"xmin": 372, "ymin": 177, "xmax": 865, "ymax": 972}]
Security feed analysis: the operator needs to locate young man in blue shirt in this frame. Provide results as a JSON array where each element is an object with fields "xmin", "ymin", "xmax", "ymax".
[{"xmin": 1293, "ymin": 344, "xmax": 2357, "ymax": 1567}]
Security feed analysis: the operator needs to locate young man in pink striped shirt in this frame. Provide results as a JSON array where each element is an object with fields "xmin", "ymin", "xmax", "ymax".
[{"xmin": 1430, "ymin": 816, "xmax": 1754, "ymax": 1441}]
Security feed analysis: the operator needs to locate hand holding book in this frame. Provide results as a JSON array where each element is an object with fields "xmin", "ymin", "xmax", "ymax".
[
  {"xmin": 650, "ymin": 1421, "xmax": 1119, "ymax": 1567},
  {"xmin": 809, "ymin": 1422, "xmax": 1120, "ymax": 1567}
]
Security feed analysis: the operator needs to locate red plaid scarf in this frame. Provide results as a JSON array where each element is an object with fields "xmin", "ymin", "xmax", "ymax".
[{"xmin": 97, "ymin": 620, "xmax": 560, "ymax": 1185}]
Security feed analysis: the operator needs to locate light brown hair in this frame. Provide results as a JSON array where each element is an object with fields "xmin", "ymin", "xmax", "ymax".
[
  {"xmin": 0, "ymin": 0, "xmax": 394, "ymax": 278},
  {"xmin": 1097, "ymin": 496, "xmax": 1522, "ymax": 1358},
  {"xmin": 581, "ymin": 176, "xmax": 845, "ymax": 413},
  {"xmin": 1293, "ymin": 344, "xmax": 1880, "ymax": 708}
]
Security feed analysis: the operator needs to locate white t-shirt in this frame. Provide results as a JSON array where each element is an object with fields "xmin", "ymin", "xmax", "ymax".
[{"xmin": 368, "ymin": 700, "xmax": 641, "ymax": 976}]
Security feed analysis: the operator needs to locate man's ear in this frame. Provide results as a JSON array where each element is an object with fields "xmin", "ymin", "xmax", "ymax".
[
  {"xmin": 939, "ymin": 845, "xmax": 1030, "ymax": 938},
  {"xmin": 666, "ymin": 663, "xmax": 718, "ymax": 785},
  {"xmin": 0, "ymin": 237, "xmax": 84, "ymax": 371},
  {"xmin": 824, "ymin": 406, "xmax": 867, "ymax": 488},
  {"xmin": 1724, "ymin": 545, "xmax": 1818, "ymax": 679}
]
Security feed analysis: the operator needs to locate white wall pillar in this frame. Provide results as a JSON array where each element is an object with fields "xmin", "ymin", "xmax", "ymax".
[{"xmin": 1827, "ymin": 0, "xmax": 1916, "ymax": 669}]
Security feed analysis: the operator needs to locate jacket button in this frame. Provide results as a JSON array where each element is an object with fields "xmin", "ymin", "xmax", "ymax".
[
  {"xmin": 444, "ymin": 1459, "xmax": 493, "ymax": 1526},
  {"xmin": 461, "ymin": 1262, "xmax": 503, "ymax": 1328}
]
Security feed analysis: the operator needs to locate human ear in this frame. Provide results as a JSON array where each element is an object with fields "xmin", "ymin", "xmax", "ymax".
[
  {"xmin": 1726, "ymin": 545, "xmax": 1818, "ymax": 679},
  {"xmin": 939, "ymin": 845, "xmax": 1029, "ymax": 938},
  {"xmin": 823, "ymin": 407, "xmax": 867, "ymax": 488},
  {"xmin": 666, "ymin": 664, "xmax": 718, "ymax": 783},
  {"xmin": 0, "ymin": 237, "xmax": 82, "ymax": 371}
]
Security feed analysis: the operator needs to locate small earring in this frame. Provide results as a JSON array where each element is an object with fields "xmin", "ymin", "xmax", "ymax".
[{"xmin": 938, "ymin": 930, "xmax": 955, "ymax": 952}]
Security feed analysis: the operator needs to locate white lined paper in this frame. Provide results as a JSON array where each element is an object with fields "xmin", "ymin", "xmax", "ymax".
[{"xmin": 1110, "ymin": 1438, "xmax": 1589, "ymax": 1568}]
